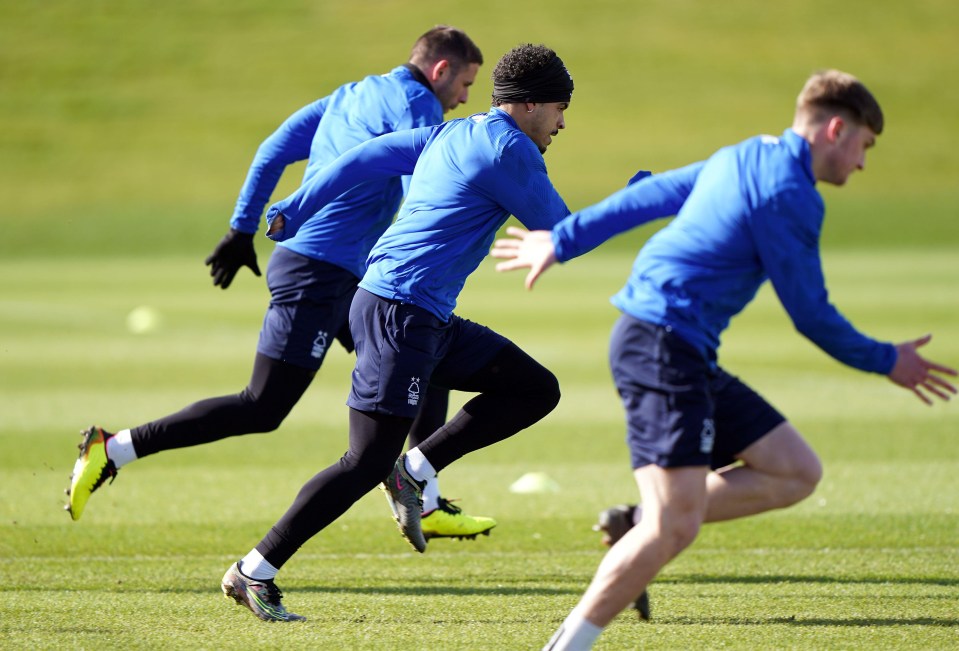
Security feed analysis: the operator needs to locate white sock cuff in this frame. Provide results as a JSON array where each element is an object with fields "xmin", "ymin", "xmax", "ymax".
[
  {"xmin": 404, "ymin": 447, "xmax": 436, "ymax": 482},
  {"xmin": 545, "ymin": 613, "xmax": 603, "ymax": 650},
  {"xmin": 421, "ymin": 477, "xmax": 441, "ymax": 513},
  {"xmin": 106, "ymin": 429, "xmax": 138, "ymax": 469},
  {"xmin": 240, "ymin": 549, "xmax": 279, "ymax": 582}
]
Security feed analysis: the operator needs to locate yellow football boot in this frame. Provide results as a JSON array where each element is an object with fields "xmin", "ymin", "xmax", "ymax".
[
  {"xmin": 421, "ymin": 498, "xmax": 496, "ymax": 540},
  {"xmin": 65, "ymin": 426, "xmax": 117, "ymax": 521}
]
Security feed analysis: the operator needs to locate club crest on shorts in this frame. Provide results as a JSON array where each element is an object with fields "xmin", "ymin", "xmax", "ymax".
[
  {"xmin": 311, "ymin": 330, "xmax": 329, "ymax": 358},
  {"xmin": 699, "ymin": 418, "xmax": 715, "ymax": 454},
  {"xmin": 407, "ymin": 377, "xmax": 421, "ymax": 406}
]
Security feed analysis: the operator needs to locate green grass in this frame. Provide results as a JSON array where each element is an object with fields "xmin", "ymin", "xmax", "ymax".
[
  {"xmin": 2, "ymin": 251, "xmax": 957, "ymax": 649},
  {"xmin": 2, "ymin": 0, "xmax": 958, "ymax": 256},
  {"xmin": 2, "ymin": 1, "xmax": 958, "ymax": 648}
]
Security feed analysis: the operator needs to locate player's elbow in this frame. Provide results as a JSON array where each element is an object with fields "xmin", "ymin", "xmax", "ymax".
[{"xmin": 790, "ymin": 314, "xmax": 823, "ymax": 342}]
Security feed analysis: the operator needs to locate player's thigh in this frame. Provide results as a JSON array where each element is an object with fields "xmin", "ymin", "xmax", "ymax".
[
  {"xmin": 257, "ymin": 298, "xmax": 351, "ymax": 370},
  {"xmin": 609, "ymin": 315, "xmax": 715, "ymax": 469},
  {"xmin": 736, "ymin": 421, "xmax": 821, "ymax": 481},
  {"xmin": 430, "ymin": 315, "xmax": 517, "ymax": 392},
  {"xmin": 347, "ymin": 288, "xmax": 450, "ymax": 417},
  {"xmin": 259, "ymin": 249, "xmax": 358, "ymax": 368},
  {"xmin": 711, "ymin": 370, "xmax": 820, "ymax": 481},
  {"xmin": 634, "ymin": 464, "xmax": 710, "ymax": 535},
  {"xmin": 710, "ymin": 369, "xmax": 786, "ymax": 469}
]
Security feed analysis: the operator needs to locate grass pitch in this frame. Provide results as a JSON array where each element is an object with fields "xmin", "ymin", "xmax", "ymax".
[
  {"xmin": 1, "ymin": 1, "xmax": 957, "ymax": 648},
  {"xmin": 2, "ymin": 251, "xmax": 957, "ymax": 649}
]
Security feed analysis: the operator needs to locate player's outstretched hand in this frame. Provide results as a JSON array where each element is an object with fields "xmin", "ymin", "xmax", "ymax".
[
  {"xmin": 204, "ymin": 228, "xmax": 262, "ymax": 289},
  {"xmin": 490, "ymin": 226, "xmax": 557, "ymax": 290},
  {"xmin": 888, "ymin": 334, "xmax": 957, "ymax": 405}
]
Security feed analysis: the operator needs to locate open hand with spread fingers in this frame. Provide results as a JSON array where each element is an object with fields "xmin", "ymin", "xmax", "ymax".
[
  {"xmin": 490, "ymin": 226, "xmax": 557, "ymax": 289},
  {"xmin": 888, "ymin": 334, "xmax": 957, "ymax": 404}
]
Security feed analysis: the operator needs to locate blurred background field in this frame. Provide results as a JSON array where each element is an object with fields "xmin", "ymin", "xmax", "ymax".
[
  {"xmin": 3, "ymin": 0, "xmax": 958, "ymax": 256},
  {"xmin": 1, "ymin": 1, "xmax": 957, "ymax": 649}
]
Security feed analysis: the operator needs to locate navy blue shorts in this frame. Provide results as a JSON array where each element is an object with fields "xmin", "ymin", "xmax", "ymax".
[
  {"xmin": 256, "ymin": 246, "xmax": 359, "ymax": 371},
  {"xmin": 347, "ymin": 288, "xmax": 509, "ymax": 418},
  {"xmin": 609, "ymin": 314, "xmax": 785, "ymax": 470}
]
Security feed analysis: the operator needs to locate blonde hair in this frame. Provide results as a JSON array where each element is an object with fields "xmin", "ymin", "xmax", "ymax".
[{"xmin": 796, "ymin": 69, "xmax": 883, "ymax": 134}]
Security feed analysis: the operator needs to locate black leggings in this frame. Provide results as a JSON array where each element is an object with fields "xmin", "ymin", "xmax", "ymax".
[
  {"xmin": 256, "ymin": 342, "xmax": 560, "ymax": 567},
  {"xmin": 130, "ymin": 353, "xmax": 448, "ymax": 457}
]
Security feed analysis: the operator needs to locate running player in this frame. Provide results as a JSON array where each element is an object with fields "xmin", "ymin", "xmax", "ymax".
[
  {"xmin": 221, "ymin": 43, "xmax": 576, "ymax": 622},
  {"xmin": 491, "ymin": 69, "xmax": 957, "ymax": 650},
  {"xmin": 67, "ymin": 26, "xmax": 494, "ymax": 541}
]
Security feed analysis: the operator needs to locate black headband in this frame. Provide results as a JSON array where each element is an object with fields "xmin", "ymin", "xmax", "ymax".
[{"xmin": 492, "ymin": 54, "xmax": 574, "ymax": 104}]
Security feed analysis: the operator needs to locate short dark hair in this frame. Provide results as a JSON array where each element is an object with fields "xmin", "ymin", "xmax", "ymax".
[
  {"xmin": 492, "ymin": 44, "xmax": 557, "ymax": 90},
  {"xmin": 409, "ymin": 25, "xmax": 483, "ymax": 71},
  {"xmin": 491, "ymin": 44, "xmax": 573, "ymax": 106},
  {"xmin": 797, "ymin": 69, "xmax": 884, "ymax": 135}
]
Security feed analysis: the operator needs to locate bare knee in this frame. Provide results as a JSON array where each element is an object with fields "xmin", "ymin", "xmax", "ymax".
[
  {"xmin": 665, "ymin": 511, "xmax": 702, "ymax": 553},
  {"xmin": 784, "ymin": 451, "xmax": 822, "ymax": 506},
  {"xmin": 772, "ymin": 434, "xmax": 822, "ymax": 508},
  {"xmin": 741, "ymin": 422, "xmax": 823, "ymax": 508},
  {"xmin": 636, "ymin": 465, "xmax": 708, "ymax": 558},
  {"xmin": 650, "ymin": 501, "xmax": 705, "ymax": 558}
]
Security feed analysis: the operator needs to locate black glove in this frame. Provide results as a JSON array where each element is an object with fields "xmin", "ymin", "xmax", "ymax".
[{"xmin": 204, "ymin": 228, "xmax": 262, "ymax": 289}]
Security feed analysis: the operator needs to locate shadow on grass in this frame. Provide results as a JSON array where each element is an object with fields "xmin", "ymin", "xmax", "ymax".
[
  {"xmin": 778, "ymin": 616, "xmax": 959, "ymax": 627},
  {"xmin": 660, "ymin": 573, "xmax": 959, "ymax": 587},
  {"xmin": 14, "ymin": 572, "xmax": 957, "ymax": 596},
  {"xmin": 7, "ymin": 583, "xmax": 583, "ymax": 597},
  {"xmin": 294, "ymin": 584, "xmax": 582, "ymax": 597},
  {"xmin": 667, "ymin": 616, "xmax": 959, "ymax": 628}
]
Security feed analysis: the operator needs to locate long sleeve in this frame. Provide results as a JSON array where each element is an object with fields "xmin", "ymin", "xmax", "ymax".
[
  {"xmin": 229, "ymin": 97, "xmax": 330, "ymax": 233},
  {"xmin": 552, "ymin": 162, "xmax": 704, "ymax": 262},
  {"xmin": 753, "ymin": 188, "xmax": 897, "ymax": 374},
  {"xmin": 265, "ymin": 126, "xmax": 436, "ymax": 241}
]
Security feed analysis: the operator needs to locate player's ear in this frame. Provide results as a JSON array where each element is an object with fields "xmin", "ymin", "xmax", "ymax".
[
  {"xmin": 825, "ymin": 115, "xmax": 845, "ymax": 143},
  {"xmin": 428, "ymin": 59, "xmax": 450, "ymax": 82}
]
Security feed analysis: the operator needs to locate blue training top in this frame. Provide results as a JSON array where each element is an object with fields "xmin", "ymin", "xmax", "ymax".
[
  {"xmin": 268, "ymin": 108, "xmax": 571, "ymax": 320},
  {"xmin": 551, "ymin": 128, "xmax": 897, "ymax": 374},
  {"xmin": 228, "ymin": 65, "xmax": 442, "ymax": 278}
]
